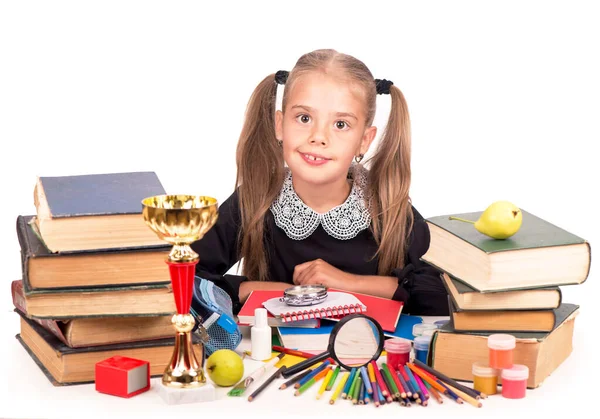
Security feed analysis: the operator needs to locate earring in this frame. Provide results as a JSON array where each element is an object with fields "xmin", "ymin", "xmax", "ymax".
[
  {"xmin": 277, "ymin": 140, "xmax": 283, "ymax": 147},
  {"xmin": 354, "ymin": 154, "xmax": 364, "ymax": 163}
]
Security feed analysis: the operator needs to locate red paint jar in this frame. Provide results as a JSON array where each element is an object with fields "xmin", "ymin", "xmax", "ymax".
[
  {"xmin": 384, "ymin": 338, "xmax": 411, "ymax": 368},
  {"xmin": 487, "ymin": 334, "xmax": 516, "ymax": 369},
  {"xmin": 501, "ymin": 364, "xmax": 529, "ymax": 399}
]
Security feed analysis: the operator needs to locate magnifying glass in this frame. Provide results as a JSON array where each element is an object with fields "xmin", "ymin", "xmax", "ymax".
[{"xmin": 281, "ymin": 313, "xmax": 384, "ymax": 378}]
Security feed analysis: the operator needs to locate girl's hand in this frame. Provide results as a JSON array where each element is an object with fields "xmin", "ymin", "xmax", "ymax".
[{"xmin": 293, "ymin": 259, "xmax": 357, "ymax": 290}]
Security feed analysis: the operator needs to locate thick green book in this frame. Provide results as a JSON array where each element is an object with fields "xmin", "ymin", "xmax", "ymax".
[{"xmin": 422, "ymin": 209, "xmax": 591, "ymax": 292}]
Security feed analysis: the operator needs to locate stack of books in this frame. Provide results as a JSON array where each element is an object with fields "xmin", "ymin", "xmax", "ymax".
[
  {"xmin": 12, "ymin": 171, "xmax": 201, "ymax": 385},
  {"xmin": 420, "ymin": 208, "xmax": 591, "ymax": 388}
]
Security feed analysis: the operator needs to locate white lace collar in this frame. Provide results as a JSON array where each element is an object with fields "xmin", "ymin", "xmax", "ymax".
[{"xmin": 270, "ymin": 164, "xmax": 371, "ymax": 240}]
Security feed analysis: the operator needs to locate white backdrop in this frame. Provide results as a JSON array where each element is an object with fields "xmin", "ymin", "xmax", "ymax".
[{"xmin": 1, "ymin": 1, "xmax": 598, "ymax": 418}]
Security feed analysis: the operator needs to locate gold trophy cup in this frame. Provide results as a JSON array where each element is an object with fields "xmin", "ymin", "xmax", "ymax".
[{"xmin": 142, "ymin": 194, "xmax": 218, "ymax": 388}]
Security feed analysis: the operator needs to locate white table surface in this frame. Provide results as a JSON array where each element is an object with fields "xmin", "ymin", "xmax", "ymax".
[{"xmin": 0, "ymin": 311, "xmax": 595, "ymax": 419}]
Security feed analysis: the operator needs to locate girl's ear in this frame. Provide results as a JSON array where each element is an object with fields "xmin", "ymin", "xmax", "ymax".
[
  {"xmin": 359, "ymin": 125, "xmax": 378, "ymax": 155},
  {"xmin": 275, "ymin": 110, "xmax": 284, "ymax": 141}
]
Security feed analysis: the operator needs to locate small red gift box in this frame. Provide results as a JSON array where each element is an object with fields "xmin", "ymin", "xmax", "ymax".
[{"xmin": 95, "ymin": 355, "xmax": 150, "ymax": 398}]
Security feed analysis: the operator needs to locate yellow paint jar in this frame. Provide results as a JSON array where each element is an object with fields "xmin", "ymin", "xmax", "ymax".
[{"xmin": 472, "ymin": 362, "xmax": 499, "ymax": 395}]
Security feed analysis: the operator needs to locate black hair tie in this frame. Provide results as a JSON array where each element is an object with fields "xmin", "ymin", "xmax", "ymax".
[
  {"xmin": 375, "ymin": 78, "xmax": 393, "ymax": 95},
  {"xmin": 275, "ymin": 70, "xmax": 289, "ymax": 85}
]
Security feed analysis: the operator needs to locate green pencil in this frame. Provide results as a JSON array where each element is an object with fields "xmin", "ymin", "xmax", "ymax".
[
  {"xmin": 326, "ymin": 366, "xmax": 340, "ymax": 391},
  {"xmin": 348, "ymin": 369, "xmax": 361, "ymax": 401}
]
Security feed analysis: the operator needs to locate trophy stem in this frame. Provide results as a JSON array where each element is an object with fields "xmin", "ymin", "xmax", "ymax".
[{"xmin": 163, "ymin": 258, "xmax": 205, "ymax": 388}]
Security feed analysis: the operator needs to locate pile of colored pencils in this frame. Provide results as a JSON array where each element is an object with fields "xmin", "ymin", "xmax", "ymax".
[{"xmin": 277, "ymin": 358, "xmax": 486, "ymax": 408}]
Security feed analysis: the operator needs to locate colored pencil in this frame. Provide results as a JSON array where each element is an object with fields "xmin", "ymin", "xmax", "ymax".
[
  {"xmin": 381, "ymin": 364, "xmax": 400, "ymax": 399},
  {"xmin": 358, "ymin": 380, "xmax": 365, "ymax": 405},
  {"xmin": 329, "ymin": 372, "xmax": 349, "ymax": 405},
  {"xmin": 437, "ymin": 381, "xmax": 464, "ymax": 404},
  {"xmin": 379, "ymin": 369, "xmax": 396, "ymax": 402},
  {"xmin": 359, "ymin": 366, "xmax": 373, "ymax": 394},
  {"xmin": 402, "ymin": 397, "xmax": 412, "ymax": 407},
  {"xmin": 279, "ymin": 369, "xmax": 311, "ymax": 390},
  {"xmin": 444, "ymin": 383, "xmax": 482, "ymax": 408},
  {"xmin": 426, "ymin": 383, "xmax": 444, "ymax": 404},
  {"xmin": 399, "ymin": 366, "xmax": 418, "ymax": 399},
  {"xmin": 294, "ymin": 366, "xmax": 331, "ymax": 396},
  {"xmin": 272, "ymin": 346, "xmax": 336, "ymax": 365},
  {"xmin": 352, "ymin": 376, "xmax": 363, "ymax": 404},
  {"xmin": 371, "ymin": 382, "xmax": 381, "ymax": 407},
  {"xmin": 407, "ymin": 364, "xmax": 446, "ymax": 393},
  {"xmin": 248, "ymin": 366, "xmax": 286, "ymax": 402},
  {"xmin": 413, "ymin": 359, "xmax": 483, "ymax": 400},
  {"xmin": 387, "ymin": 364, "xmax": 406, "ymax": 398},
  {"xmin": 295, "ymin": 360, "xmax": 331, "ymax": 388},
  {"xmin": 367, "ymin": 363, "xmax": 377, "ymax": 387},
  {"xmin": 414, "ymin": 373, "xmax": 430, "ymax": 400},
  {"xmin": 376, "ymin": 381, "xmax": 386, "ymax": 405},
  {"xmin": 326, "ymin": 365, "xmax": 340, "ymax": 391},
  {"xmin": 404, "ymin": 365, "xmax": 426, "ymax": 402},
  {"xmin": 341, "ymin": 368, "xmax": 357, "ymax": 399},
  {"xmin": 317, "ymin": 369, "xmax": 334, "ymax": 399},
  {"xmin": 348, "ymin": 368, "xmax": 361, "ymax": 401},
  {"xmin": 370, "ymin": 361, "xmax": 390, "ymax": 398},
  {"xmin": 396, "ymin": 369, "xmax": 412, "ymax": 398}
]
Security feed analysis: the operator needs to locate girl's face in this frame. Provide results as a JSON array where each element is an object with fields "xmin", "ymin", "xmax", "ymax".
[{"xmin": 275, "ymin": 71, "xmax": 377, "ymax": 188}]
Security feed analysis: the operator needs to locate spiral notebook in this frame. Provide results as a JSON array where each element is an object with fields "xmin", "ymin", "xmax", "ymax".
[{"xmin": 262, "ymin": 292, "xmax": 367, "ymax": 323}]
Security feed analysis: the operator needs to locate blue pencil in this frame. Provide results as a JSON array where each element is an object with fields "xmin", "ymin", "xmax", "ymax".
[
  {"xmin": 296, "ymin": 360, "xmax": 331, "ymax": 388},
  {"xmin": 359, "ymin": 366, "xmax": 373, "ymax": 394},
  {"xmin": 396, "ymin": 369, "xmax": 413, "ymax": 398},
  {"xmin": 377, "ymin": 381, "xmax": 386, "ymax": 405},
  {"xmin": 341, "ymin": 368, "xmax": 357, "ymax": 399},
  {"xmin": 404, "ymin": 365, "xmax": 422, "ymax": 398}
]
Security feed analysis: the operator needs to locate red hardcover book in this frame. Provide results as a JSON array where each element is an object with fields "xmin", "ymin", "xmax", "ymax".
[{"xmin": 240, "ymin": 289, "xmax": 403, "ymax": 332}]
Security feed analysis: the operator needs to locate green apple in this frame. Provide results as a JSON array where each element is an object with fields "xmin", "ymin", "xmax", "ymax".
[{"xmin": 205, "ymin": 349, "xmax": 244, "ymax": 387}]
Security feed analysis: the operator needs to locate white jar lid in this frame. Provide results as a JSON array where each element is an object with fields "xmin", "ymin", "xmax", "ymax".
[
  {"xmin": 501, "ymin": 364, "xmax": 529, "ymax": 381},
  {"xmin": 412, "ymin": 323, "xmax": 437, "ymax": 337},
  {"xmin": 487, "ymin": 333, "xmax": 516, "ymax": 350},
  {"xmin": 471, "ymin": 362, "xmax": 498, "ymax": 377}
]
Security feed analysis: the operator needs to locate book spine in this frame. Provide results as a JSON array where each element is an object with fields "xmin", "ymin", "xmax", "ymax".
[
  {"xmin": 11, "ymin": 280, "xmax": 71, "ymax": 346},
  {"xmin": 279, "ymin": 304, "xmax": 365, "ymax": 323}
]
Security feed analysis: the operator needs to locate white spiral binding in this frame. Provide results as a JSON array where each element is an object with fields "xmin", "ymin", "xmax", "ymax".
[{"xmin": 280, "ymin": 304, "xmax": 365, "ymax": 323}]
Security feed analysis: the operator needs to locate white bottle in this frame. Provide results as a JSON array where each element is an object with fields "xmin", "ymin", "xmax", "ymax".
[{"xmin": 251, "ymin": 308, "xmax": 271, "ymax": 361}]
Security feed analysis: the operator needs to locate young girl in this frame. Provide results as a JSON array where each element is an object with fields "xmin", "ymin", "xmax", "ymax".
[{"xmin": 191, "ymin": 49, "xmax": 448, "ymax": 316}]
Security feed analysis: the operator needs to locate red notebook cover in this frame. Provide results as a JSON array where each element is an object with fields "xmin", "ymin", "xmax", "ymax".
[
  {"xmin": 237, "ymin": 290, "xmax": 320, "ymax": 328},
  {"xmin": 239, "ymin": 289, "xmax": 403, "ymax": 332}
]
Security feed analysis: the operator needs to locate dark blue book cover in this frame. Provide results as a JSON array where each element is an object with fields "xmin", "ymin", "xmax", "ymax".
[{"xmin": 40, "ymin": 171, "xmax": 165, "ymax": 218}]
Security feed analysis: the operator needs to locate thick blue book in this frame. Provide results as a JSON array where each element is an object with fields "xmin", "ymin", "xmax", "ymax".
[{"xmin": 33, "ymin": 171, "xmax": 167, "ymax": 252}]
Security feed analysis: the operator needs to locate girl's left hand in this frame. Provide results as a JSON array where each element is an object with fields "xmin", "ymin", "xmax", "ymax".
[{"xmin": 293, "ymin": 259, "xmax": 357, "ymax": 290}]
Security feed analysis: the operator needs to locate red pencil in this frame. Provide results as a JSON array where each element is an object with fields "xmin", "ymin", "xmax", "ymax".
[
  {"xmin": 370, "ymin": 360, "xmax": 390, "ymax": 398},
  {"xmin": 272, "ymin": 346, "xmax": 336, "ymax": 364}
]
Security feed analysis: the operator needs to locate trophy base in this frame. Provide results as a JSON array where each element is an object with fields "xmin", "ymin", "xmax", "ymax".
[{"xmin": 156, "ymin": 379, "xmax": 216, "ymax": 405}]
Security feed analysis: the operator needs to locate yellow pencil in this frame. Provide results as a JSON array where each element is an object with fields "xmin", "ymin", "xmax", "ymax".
[
  {"xmin": 317, "ymin": 369, "xmax": 334, "ymax": 399},
  {"xmin": 444, "ymin": 383, "xmax": 482, "ymax": 408},
  {"xmin": 329, "ymin": 372, "xmax": 349, "ymax": 405}
]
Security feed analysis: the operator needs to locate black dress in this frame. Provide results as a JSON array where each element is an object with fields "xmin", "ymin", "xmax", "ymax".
[{"xmin": 191, "ymin": 170, "xmax": 449, "ymax": 316}]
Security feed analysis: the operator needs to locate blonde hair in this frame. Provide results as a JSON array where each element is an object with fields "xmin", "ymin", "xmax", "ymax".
[{"xmin": 236, "ymin": 49, "xmax": 413, "ymax": 281}]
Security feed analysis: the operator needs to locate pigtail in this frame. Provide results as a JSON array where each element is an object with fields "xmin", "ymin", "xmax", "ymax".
[
  {"xmin": 235, "ymin": 74, "xmax": 285, "ymax": 282},
  {"xmin": 368, "ymin": 85, "xmax": 414, "ymax": 275}
]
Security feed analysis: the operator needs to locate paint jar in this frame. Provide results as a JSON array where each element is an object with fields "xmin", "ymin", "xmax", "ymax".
[
  {"xmin": 384, "ymin": 338, "xmax": 411, "ymax": 368},
  {"xmin": 487, "ymin": 334, "xmax": 516, "ymax": 369},
  {"xmin": 412, "ymin": 323, "xmax": 437, "ymax": 338},
  {"xmin": 471, "ymin": 362, "xmax": 499, "ymax": 395},
  {"xmin": 413, "ymin": 335, "xmax": 432, "ymax": 364},
  {"xmin": 434, "ymin": 319, "xmax": 449, "ymax": 329},
  {"xmin": 501, "ymin": 364, "xmax": 529, "ymax": 399}
]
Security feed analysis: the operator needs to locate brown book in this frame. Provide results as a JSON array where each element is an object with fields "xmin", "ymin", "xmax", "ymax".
[
  {"xmin": 18, "ymin": 215, "xmax": 171, "ymax": 290},
  {"xmin": 13, "ymin": 276, "xmax": 173, "ymax": 347},
  {"xmin": 449, "ymin": 299, "xmax": 574, "ymax": 333},
  {"xmin": 422, "ymin": 210, "xmax": 591, "ymax": 292},
  {"xmin": 441, "ymin": 272, "xmax": 562, "ymax": 311},
  {"xmin": 33, "ymin": 171, "xmax": 166, "ymax": 252},
  {"xmin": 16, "ymin": 312, "xmax": 200, "ymax": 385},
  {"xmin": 429, "ymin": 303, "xmax": 579, "ymax": 388},
  {"xmin": 12, "ymin": 279, "xmax": 176, "ymax": 319}
]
